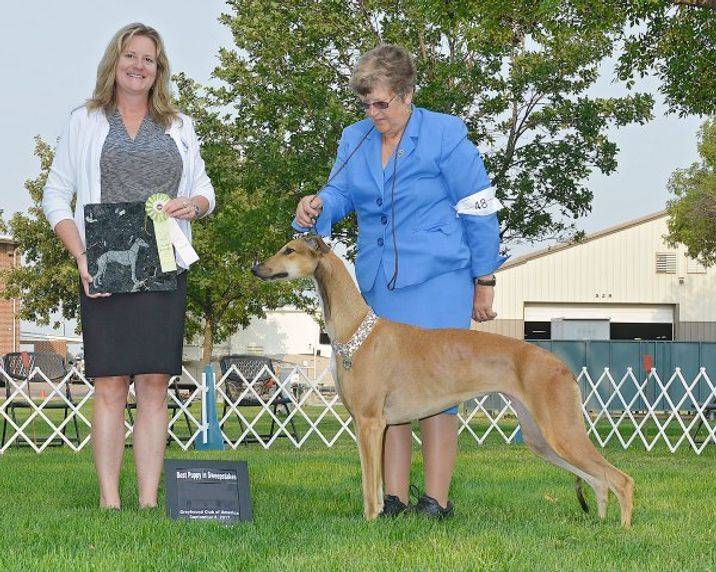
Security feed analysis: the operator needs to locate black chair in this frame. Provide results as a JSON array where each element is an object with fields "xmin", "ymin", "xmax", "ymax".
[
  {"xmin": 693, "ymin": 402, "xmax": 716, "ymax": 445},
  {"xmin": 219, "ymin": 354, "xmax": 300, "ymax": 444},
  {"xmin": 122, "ymin": 375, "xmax": 198, "ymax": 445},
  {"xmin": 1, "ymin": 351, "xmax": 81, "ymax": 448}
]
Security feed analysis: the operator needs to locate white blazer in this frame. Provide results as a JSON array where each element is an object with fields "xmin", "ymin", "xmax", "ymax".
[{"xmin": 41, "ymin": 105, "xmax": 216, "ymax": 268}]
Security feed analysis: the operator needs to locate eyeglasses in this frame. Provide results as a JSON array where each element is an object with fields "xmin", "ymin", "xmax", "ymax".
[{"xmin": 359, "ymin": 94, "xmax": 397, "ymax": 112}]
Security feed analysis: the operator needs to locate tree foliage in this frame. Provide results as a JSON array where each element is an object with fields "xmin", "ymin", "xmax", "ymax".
[
  {"xmin": 665, "ymin": 118, "xmax": 716, "ymax": 265},
  {"xmin": 196, "ymin": 0, "xmax": 655, "ymax": 255},
  {"xmin": 618, "ymin": 0, "xmax": 716, "ymax": 117}
]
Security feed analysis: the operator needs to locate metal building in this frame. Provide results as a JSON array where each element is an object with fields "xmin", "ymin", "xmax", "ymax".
[{"xmin": 477, "ymin": 210, "xmax": 716, "ymax": 341}]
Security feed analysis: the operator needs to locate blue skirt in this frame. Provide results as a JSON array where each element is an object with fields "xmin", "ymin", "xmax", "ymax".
[{"xmin": 362, "ymin": 267, "xmax": 474, "ymax": 415}]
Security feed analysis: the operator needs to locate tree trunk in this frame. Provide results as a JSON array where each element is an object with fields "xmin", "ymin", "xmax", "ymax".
[{"xmin": 201, "ymin": 319, "xmax": 214, "ymax": 364}]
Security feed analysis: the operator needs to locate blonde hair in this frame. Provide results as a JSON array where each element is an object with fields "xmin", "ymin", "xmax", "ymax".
[
  {"xmin": 349, "ymin": 44, "xmax": 416, "ymax": 97},
  {"xmin": 87, "ymin": 23, "xmax": 178, "ymax": 128}
]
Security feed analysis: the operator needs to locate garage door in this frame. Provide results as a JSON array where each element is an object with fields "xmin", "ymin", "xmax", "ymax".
[{"xmin": 524, "ymin": 304, "xmax": 674, "ymax": 323}]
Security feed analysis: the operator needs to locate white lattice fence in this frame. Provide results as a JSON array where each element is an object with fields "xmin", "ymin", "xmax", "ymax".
[
  {"xmin": 214, "ymin": 365, "xmax": 715, "ymax": 454},
  {"xmin": 1, "ymin": 366, "xmax": 714, "ymax": 454},
  {"xmin": 0, "ymin": 367, "xmax": 202, "ymax": 454}
]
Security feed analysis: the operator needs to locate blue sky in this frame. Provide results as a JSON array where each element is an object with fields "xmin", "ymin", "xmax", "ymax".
[{"xmin": 0, "ymin": 0, "xmax": 704, "ymax": 261}]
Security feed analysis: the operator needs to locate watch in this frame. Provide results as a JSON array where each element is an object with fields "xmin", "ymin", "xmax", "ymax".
[
  {"xmin": 476, "ymin": 276, "xmax": 496, "ymax": 287},
  {"xmin": 192, "ymin": 202, "xmax": 202, "ymax": 219}
]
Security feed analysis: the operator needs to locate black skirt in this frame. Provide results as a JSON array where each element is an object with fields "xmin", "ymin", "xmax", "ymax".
[{"xmin": 79, "ymin": 272, "xmax": 187, "ymax": 378}]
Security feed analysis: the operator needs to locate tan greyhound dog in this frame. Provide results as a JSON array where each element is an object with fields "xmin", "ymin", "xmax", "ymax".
[{"xmin": 253, "ymin": 235, "xmax": 634, "ymax": 527}]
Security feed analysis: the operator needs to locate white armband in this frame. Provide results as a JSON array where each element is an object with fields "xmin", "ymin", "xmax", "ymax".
[{"xmin": 454, "ymin": 186, "xmax": 503, "ymax": 216}]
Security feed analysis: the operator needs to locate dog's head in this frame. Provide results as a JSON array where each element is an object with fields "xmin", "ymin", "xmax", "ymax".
[{"xmin": 252, "ymin": 235, "xmax": 330, "ymax": 282}]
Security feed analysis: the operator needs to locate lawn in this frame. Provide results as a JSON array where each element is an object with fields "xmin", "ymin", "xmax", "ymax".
[{"xmin": 0, "ymin": 422, "xmax": 714, "ymax": 572}]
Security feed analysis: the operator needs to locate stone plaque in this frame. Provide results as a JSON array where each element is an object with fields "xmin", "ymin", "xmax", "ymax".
[{"xmin": 84, "ymin": 202, "xmax": 177, "ymax": 294}]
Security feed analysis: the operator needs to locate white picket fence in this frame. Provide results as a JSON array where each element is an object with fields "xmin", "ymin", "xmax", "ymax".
[{"xmin": 1, "ymin": 365, "xmax": 714, "ymax": 455}]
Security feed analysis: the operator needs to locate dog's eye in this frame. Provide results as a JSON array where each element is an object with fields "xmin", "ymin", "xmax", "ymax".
[{"xmin": 283, "ymin": 247, "xmax": 295, "ymax": 255}]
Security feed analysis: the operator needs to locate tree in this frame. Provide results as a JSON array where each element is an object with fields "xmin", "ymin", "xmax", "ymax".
[
  {"xmin": 665, "ymin": 118, "xmax": 716, "ymax": 265},
  {"xmin": 196, "ymin": 0, "xmax": 654, "ymax": 257},
  {"xmin": 618, "ymin": 1, "xmax": 716, "ymax": 117},
  {"xmin": 0, "ymin": 138, "xmax": 79, "ymax": 329},
  {"xmin": 174, "ymin": 78, "xmax": 315, "ymax": 362}
]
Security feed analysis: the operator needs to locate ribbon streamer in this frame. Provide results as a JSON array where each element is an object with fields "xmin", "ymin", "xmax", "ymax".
[{"xmin": 145, "ymin": 193, "xmax": 199, "ymax": 272}]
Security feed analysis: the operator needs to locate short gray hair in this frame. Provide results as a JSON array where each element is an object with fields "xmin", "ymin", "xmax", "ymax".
[{"xmin": 349, "ymin": 44, "xmax": 416, "ymax": 97}]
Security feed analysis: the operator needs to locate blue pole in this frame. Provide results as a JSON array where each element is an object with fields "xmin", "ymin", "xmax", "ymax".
[
  {"xmin": 513, "ymin": 426, "xmax": 524, "ymax": 444},
  {"xmin": 195, "ymin": 364, "xmax": 225, "ymax": 451}
]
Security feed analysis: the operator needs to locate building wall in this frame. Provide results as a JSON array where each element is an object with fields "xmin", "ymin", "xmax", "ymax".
[
  {"xmin": 676, "ymin": 322, "xmax": 716, "ymax": 342},
  {"xmin": 473, "ymin": 318, "xmax": 524, "ymax": 339},
  {"xmin": 227, "ymin": 308, "xmax": 332, "ymax": 357},
  {"xmin": 488, "ymin": 215, "xmax": 716, "ymax": 340},
  {"xmin": 0, "ymin": 242, "xmax": 19, "ymax": 355},
  {"xmin": 31, "ymin": 340, "xmax": 67, "ymax": 359}
]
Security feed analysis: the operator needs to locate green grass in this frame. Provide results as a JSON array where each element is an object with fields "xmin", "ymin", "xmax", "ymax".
[{"xmin": 0, "ymin": 424, "xmax": 714, "ymax": 572}]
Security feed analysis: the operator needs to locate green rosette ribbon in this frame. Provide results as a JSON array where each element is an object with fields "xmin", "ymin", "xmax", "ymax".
[{"xmin": 145, "ymin": 193, "xmax": 177, "ymax": 273}]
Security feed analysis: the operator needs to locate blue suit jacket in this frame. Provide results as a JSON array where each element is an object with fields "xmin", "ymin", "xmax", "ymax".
[{"xmin": 293, "ymin": 107, "xmax": 507, "ymax": 291}]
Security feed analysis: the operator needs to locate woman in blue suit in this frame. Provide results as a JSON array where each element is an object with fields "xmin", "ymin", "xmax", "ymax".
[{"xmin": 294, "ymin": 45, "xmax": 506, "ymax": 518}]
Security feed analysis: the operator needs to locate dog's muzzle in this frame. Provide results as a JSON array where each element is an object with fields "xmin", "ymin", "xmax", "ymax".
[{"xmin": 252, "ymin": 262, "xmax": 288, "ymax": 281}]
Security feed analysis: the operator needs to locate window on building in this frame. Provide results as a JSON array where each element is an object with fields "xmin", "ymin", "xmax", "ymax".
[
  {"xmin": 319, "ymin": 330, "xmax": 330, "ymax": 345},
  {"xmin": 609, "ymin": 323, "xmax": 673, "ymax": 340},
  {"xmin": 655, "ymin": 252, "xmax": 677, "ymax": 274},
  {"xmin": 525, "ymin": 321, "xmax": 673, "ymax": 341},
  {"xmin": 524, "ymin": 321, "xmax": 551, "ymax": 340}
]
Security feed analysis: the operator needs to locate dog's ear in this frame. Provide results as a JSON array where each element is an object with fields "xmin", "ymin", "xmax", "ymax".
[{"xmin": 303, "ymin": 235, "xmax": 331, "ymax": 254}]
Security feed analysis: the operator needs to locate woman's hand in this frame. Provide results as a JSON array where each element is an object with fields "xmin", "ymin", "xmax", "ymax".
[
  {"xmin": 295, "ymin": 195, "xmax": 324, "ymax": 228},
  {"xmin": 473, "ymin": 284, "xmax": 497, "ymax": 323},
  {"xmin": 77, "ymin": 254, "xmax": 110, "ymax": 299},
  {"xmin": 162, "ymin": 197, "xmax": 198, "ymax": 220}
]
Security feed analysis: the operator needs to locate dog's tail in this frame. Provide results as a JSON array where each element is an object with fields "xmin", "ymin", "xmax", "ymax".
[{"xmin": 575, "ymin": 477, "xmax": 589, "ymax": 513}]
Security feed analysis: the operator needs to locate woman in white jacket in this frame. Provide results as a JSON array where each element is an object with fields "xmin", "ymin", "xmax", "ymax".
[{"xmin": 42, "ymin": 23, "xmax": 215, "ymax": 509}]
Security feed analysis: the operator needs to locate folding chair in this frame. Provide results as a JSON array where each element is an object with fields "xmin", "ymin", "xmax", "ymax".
[
  {"xmin": 219, "ymin": 354, "xmax": 300, "ymax": 444},
  {"xmin": 167, "ymin": 375, "xmax": 199, "ymax": 442},
  {"xmin": 1, "ymin": 351, "xmax": 81, "ymax": 447},
  {"xmin": 692, "ymin": 401, "xmax": 716, "ymax": 445},
  {"xmin": 122, "ymin": 375, "xmax": 197, "ymax": 446}
]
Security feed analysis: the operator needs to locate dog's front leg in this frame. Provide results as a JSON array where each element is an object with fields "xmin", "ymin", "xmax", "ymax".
[{"xmin": 354, "ymin": 417, "xmax": 386, "ymax": 520}]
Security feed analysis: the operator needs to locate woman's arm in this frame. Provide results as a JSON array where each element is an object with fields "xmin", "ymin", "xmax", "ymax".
[
  {"xmin": 163, "ymin": 116, "xmax": 215, "ymax": 220},
  {"xmin": 42, "ymin": 112, "xmax": 108, "ymax": 298},
  {"xmin": 54, "ymin": 219, "xmax": 109, "ymax": 299},
  {"xmin": 438, "ymin": 116, "xmax": 507, "ymax": 322},
  {"xmin": 42, "ymin": 114, "xmax": 77, "ymax": 231},
  {"xmin": 293, "ymin": 127, "xmax": 356, "ymax": 236},
  {"xmin": 438, "ymin": 116, "xmax": 507, "ymax": 280}
]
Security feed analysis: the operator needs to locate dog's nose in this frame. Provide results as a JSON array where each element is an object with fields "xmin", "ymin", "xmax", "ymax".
[{"xmin": 251, "ymin": 262, "xmax": 261, "ymax": 276}]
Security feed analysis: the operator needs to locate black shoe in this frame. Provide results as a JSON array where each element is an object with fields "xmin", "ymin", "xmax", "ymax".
[
  {"xmin": 414, "ymin": 494, "xmax": 454, "ymax": 519},
  {"xmin": 379, "ymin": 494, "xmax": 409, "ymax": 517}
]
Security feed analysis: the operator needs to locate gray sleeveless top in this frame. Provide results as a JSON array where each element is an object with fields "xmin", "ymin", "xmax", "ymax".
[{"xmin": 100, "ymin": 109, "xmax": 182, "ymax": 203}]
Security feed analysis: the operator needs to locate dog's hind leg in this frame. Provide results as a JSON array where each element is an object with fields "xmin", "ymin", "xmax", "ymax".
[
  {"xmin": 354, "ymin": 417, "xmax": 387, "ymax": 520},
  {"xmin": 94, "ymin": 259, "xmax": 105, "ymax": 287},
  {"xmin": 509, "ymin": 389, "xmax": 633, "ymax": 527},
  {"xmin": 509, "ymin": 395, "xmax": 595, "ymax": 508}
]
